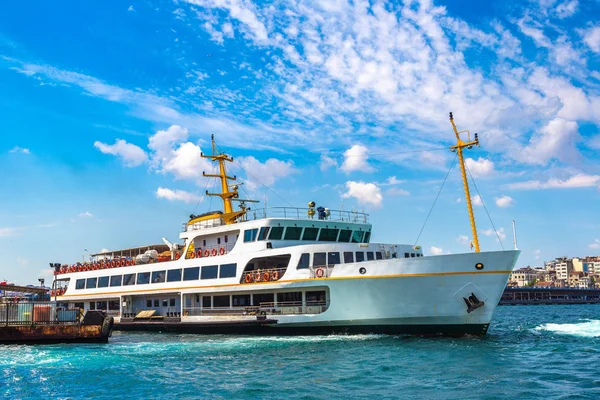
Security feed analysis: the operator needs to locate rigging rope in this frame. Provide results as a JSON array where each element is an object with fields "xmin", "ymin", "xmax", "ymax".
[
  {"xmin": 465, "ymin": 165, "xmax": 505, "ymax": 250},
  {"xmin": 413, "ymin": 154, "xmax": 458, "ymax": 248},
  {"xmin": 193, "ymin": 163, "xmax": 216, "ymax": 214}
]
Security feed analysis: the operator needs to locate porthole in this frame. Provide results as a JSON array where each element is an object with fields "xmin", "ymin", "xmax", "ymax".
[
  {"xmin": 475, "ymin": 263, "xmax": 484, "ymax": 270},
  {"xmin": 359, "ymin": 267, "xmax": 367, "ymax": 275}
]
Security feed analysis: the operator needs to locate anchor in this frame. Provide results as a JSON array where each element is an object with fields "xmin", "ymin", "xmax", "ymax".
[{"xmin": 463, "ymin": 292, "xmax": 485, "ymax": 313}]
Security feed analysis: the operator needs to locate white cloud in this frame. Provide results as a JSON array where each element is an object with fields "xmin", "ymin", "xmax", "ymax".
[
  {"xmin": 430, "ymin": 246, "xmax": 444, "ymax": 255},
  {"xmin": 495, "ymin": 195, "xmax": 514, "ymax": 208},
  {"xmin": 386, "ymin": 187, "xmax": 410, "ymax": 196},
  {"xmin": 583, "ymin": 26, "xmax": 600, "ymax": 53},
  {"xmin": 94, "ymin": 139, "xmax": 148, "ymax": 167},
  {"xmin": 385, "ymin": 176, "xmax": 404, "ymax": 186},
  {"xmin": 319, "ymin": 153, "xmax": 338, "ymax": 171},
  {"xmin": 506, "ymin": 174, "xmax": 600, "ymax": 190},
  {"xmin": 237, "ymin": 156, "xmax": 295, "ymax": 191},
  {"xmin": 127, "ymin": 5, "xmax": 134, "ymax": 12},
  {"xmin": 465, "ymin": 157, "xmax": 495, "ymax": 178},
  {"xmin": 589, "ymin": 239, "xmax": 600, "ymax": 249},
  {"xmin": 156, "ymin": 187, "xmax": 199, "ymax": 203},
  {"xmin": 555, "ymin": 0, "xmax": 578, "ymax": 18},
  {"xmin": 516, "ymin": 118, "xmax": 581, "ymax": 166},
  {"xmin": 78, "ymin": 212, "xmax": 93, "ymax": 218},
  {"xmin": 0, "ymin": 227, "xmax": 21, "ymax": 236},
  {"xmin": 456, "ymin": 235, "xmax": 470, "ymax": 245},
  {"xmin": 482, "ymin": 227, "xmax": 506, "ymax": 241},
  {"xmin": 9, "ymin": 146, "xmax": 30, "ymax": 154},
  {"xmin": 534, "ymin": 249, "xmax": 541, "ymax": 260},
  {"xmin": 100, "ymin": 248, "xmax": 110, "ymax": 253},
  {"xmin": 471, "ymin": 194, "xmax": 483, "ymax": 207},
  {"xmin": 339, "ymin": 145, "xmax": 374, "ymax": 173},
  {"xmin": 341, "ymin": 181, "xmax": 382, "ymax": 207}
]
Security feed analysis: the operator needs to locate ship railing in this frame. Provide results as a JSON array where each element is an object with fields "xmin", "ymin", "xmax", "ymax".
[
  {"xmin": 182, "ymin": 300, "xmax": 329, "ymax": 317},
  {"xmin": 247, "ymin": 207, "xmax": 369, "ymax": 223},
  {"xmin": 184, "ymin": 242, "xmax": 236, "ymax": 259},
  {"xmin": 241, "ymin": 267, "xmax": 287, "ymax": 284},
  {"xmin": 183, "ymin": 217, "xmax": 225, "ymax": 232},
  {"xmin": 0, "ymin": 301, "xmax": 81, "ymax": 326}
]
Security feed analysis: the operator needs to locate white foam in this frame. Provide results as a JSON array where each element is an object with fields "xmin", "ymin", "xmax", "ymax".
[{"xmin": 534, "ymin": 320, "xmax": 600, "ymax": 338}]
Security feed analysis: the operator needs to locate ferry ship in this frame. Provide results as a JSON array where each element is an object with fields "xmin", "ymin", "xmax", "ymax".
[{"xmin": 51, "ymin": 114, "xmax": 520, "ymax": 336}]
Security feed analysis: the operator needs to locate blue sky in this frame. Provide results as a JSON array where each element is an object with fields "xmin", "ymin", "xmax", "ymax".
[{"xmin": 1, "ymin": 0, "xmax": 599, "ymax": 284}]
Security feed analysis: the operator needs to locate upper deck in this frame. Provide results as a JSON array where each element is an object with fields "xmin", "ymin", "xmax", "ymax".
[{"xmin": 182, "ymin": 206, "xmax": 368, "ymax": 233}]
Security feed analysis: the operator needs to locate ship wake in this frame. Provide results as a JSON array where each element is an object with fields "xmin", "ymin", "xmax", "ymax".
[{"xmin": 534, "ymin": 320, "xmax": 600, "ymax": 337}]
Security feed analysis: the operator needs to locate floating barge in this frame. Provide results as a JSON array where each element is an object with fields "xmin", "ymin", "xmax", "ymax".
[
  {"xmin": 0, "ymin": 285, "xmax": 114, "ymax": 344},
  {"xmin": 499, "ymin": 287, "xmax": 600, "ymax": 306}
]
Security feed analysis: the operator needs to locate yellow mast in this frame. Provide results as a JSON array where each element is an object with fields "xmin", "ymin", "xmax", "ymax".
[
  {"xmin": 449, "ymin": 112, "xmax": 481, "ymax": 253},
  {"xmin": 199, "ymin": 135, "xmax": 246, "ymax": 225}
]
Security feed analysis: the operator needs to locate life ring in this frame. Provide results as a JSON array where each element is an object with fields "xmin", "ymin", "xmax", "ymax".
[
  {"xmin": 219, "ymin": 247, "xmax": 225, "ymax": 255},
  {"xmin": 175, "ymin": 253, "xmax": 181, "ymax": 260},
  {"xmin": 92, "ymin": 264, "xmax": 97, "ymax": 271},
  {"xmin": 315, "ymin": 268, "xmax": 325, "ymax": 278},
  {"xmin": 245, "ymin": 274, "xmax": 253, "ymax": 283},
  {"xmin": 211, "ymin": 248, "xmax": 217, "ymax": 257},
  {"xmin": 189, "ymin": 252, "xmax": 195, "ymax": 259},
  {"xmin": 263, "ymin": 272, "xmax": 270, "ymax": 282},
  {"xmin": 254, "ymin": 271, "xmax": 261, "ymax": 281},
  {"xmin": 197, "ymin": 249, "xmax": 203, "ymax": 258},
  {"xmin": 50, "ymin": 290, "xmax": 55, "ymax": 297},
  {"xmin": 111, "ymin": 261, "xmax": 117, "ymax": 268},
  {"xmin": 271, "ymin": 270, "xmax": 279, "ymax": 280},
  {"xmin": 204, "ymin": 249, "xmax": 210, "ymax": 257}
]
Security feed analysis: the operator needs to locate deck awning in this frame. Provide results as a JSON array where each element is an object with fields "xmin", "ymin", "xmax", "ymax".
[{"xmin": 0, "ymin": 285, "xmax": 48, "ymax": 295}]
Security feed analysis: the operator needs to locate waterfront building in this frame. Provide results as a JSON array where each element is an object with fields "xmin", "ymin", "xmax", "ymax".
[{"xmin": 509, "ymin": 267, "xmax": 544, "ymax": 287}]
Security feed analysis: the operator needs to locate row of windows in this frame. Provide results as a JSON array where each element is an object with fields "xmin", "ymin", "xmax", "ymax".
[
  {"xmin": 244, "ymin": 226, "xmax": 371, "ymax": 244},
  {"xmin": 196, "ymin": 290, "xmax": 326, "ymax": 308},
  {"xmin": 296, "ymin": 251, "xmax": 384, "ymax": 269},
  {"xmin": 75, "ymin": 263, "xmax": 238, "ymax": 290}
]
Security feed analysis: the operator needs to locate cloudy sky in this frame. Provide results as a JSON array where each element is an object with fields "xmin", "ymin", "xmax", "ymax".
[{"xmin": 1, "ymin": 0, "xmax": 599, "ymax": 284}]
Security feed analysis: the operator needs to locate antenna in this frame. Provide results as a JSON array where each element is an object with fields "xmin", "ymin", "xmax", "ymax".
[{"xmin": 512, "ymin": 220, "xmax": 518, "ymax": 250}]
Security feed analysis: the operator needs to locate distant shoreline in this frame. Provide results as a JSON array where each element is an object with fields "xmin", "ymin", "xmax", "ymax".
[{"xmin": 500, "ymin": 287, "xmax": 600, "ymax": 306}]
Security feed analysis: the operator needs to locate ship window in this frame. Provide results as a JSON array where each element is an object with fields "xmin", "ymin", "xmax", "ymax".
[
  {"xmin": 217, "ymin": 237, "xmax": 221, "ymax": 245},
  {"xmin": 74, "ymin": 302, "xmax": 84, "ymax": 309},
  {"xmin": 306, "ymin": 290, "xmax": 327, "ymax": 306},
  {"xmin": 146, "ymin": 300, "xmax": 152, "ymax": 308},
  {"xmin": 154, "ymin": 299, "xmax": 159, "ymax": 307},
  {"xmin": 98, "ymin": 276, "xmax": 109, "ymax": 288},
  {"xmin": 318, "ymin": 228, "xmax": 339, "ymax": 242},
  {"xmin": 167, "ymin": 269, "xmax": 182, "ymax": 282},
  {"xmin": 313, "ymin": 252, "xmax": 326, "ymax": 266},
  {"xmin": 201, "ymin": 265, "xmax": 218, "ymax": 280},
  {"xmin": 110, "ymin": 275, "xmax": 122, "ymax": 287},
  {"xmin": 302, "ymin": 227, "xmax": 318, "ymax": 241},
  {"xmin": 137, "ymin": 272, "xmax": 150, "ymax": 285},
  {"xmin": 404, "ymin": 253, "xmax": 410, "ymax": 258},
  {"xmin": 328, "ymin": 252, "xmax": 341, "ymax": 265},
  {"xmin": 123, "ymin": 274, "xmax": 136, "ymax": 286},
  {"xmin": 89, "ymin": 302, "xmax": 95, "ymax": 310},
  {"xmin": 268, "ymin": 226, "xmax": 284, "ymax": 240},
  {"xmin": 76, "ymin": 279, "xmax": 85, "ymax": 290},
  {"xmin": 170, "ymin": 298, "xmax": 176, "ymax": 307},
  {"xmin": 152, "ymin": 271, "xmax": 166, "ymax": 283},
  {"xmin": 244, "ymin": 229, "xmax": 258, "ymax": 242},
  {"xmin": 343, "ymin": 252, "xmax": 354, "ymax": 263},
  {"xmin": 96, "ymin": 301, "xmax": 107, "ymax": 310},
  {"xmin": 338, "ymin": 229, "xmax": 352, "ymax": 242},
  {"xmin": 213, "ymin": 295, "xmax": 230, "ymax": 308},
  {"xmin": 257, "ymin": 227, "xmax": 270, "ymax": 241},
  {"xmin": 253, "ymin": 293, "xmax": 274, "ymax": 306},
  {"xmin": 219, "ymin": 263, "xmax": 237, "ymax": 278},
  {"xmin": 356, "ymin": 252, "xmax": 365, "ymax": 262},
  {"xmin": 284, "ymin": 227, "xmax": 303, "ymax": 240},
  {"xmin": 203, "ymin": 240, "xmax": 206, "ymax": 247},
  {"xmin": 364, "ymin": 231, "xmax": 371, "ymax": 243},
  {"xmin": 202, "ymin": 296, "xmax": 211, "ymax": 308},
  {"xmin": 277, "ymin": 292, "xmax": 302, "ymax": 305},
  {"xmin": 225, "ymin": 235, "xmax": 228, "ymax": 243},
  {"xmin": 297, "ymin": 253, "xmax": 310, "ymax": 269},
  {"xmin": 367, "ymin": 252, "xmax": 374, "ymax": 261},
  {"xmin": 109, "ymin": 301, "xmax": 119, "ymax": 311},
  {"xmin": 183, "ymin": 267, "xmax": 200, "ymax": 281},
  {"xmin": 351, "ymin": 231, "xmax": 364, "ymax": 243},
  {"xmin": 86, "ymin": 278, "xmax": 97, "ymax": 289},
  {"xmin": 162, "ymin": 299, "xmax": 168, "ymax": 307},
  {"xmin": 233, "ymin": 294, "xmax": 251, "ymax": 307},
  {"xmin": 376, "ymin": 252, "xmax": 383, "ymax": 260},
  {"xmin": 411, "ymin": 253, "xmax": 415, "ymax": 258}
]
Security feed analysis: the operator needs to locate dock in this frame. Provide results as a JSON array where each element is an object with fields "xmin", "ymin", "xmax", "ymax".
[
  {"xmin": 499, "ymin": 287, "xmax": 600, "ymax": 306},
  {"xmin": 1, "ymin": 285, "xmax": 114, "ymax": 344}
]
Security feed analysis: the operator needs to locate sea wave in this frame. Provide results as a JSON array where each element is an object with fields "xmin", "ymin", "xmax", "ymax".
[{"xmin": 534, "ymin": 319, "xmax": 600, "ymax": 337}]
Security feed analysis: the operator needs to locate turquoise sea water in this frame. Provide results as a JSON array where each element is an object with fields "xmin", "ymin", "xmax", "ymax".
[{"xmin": 2, "ymin": 305, "xmax": 600, "ymax": 400}]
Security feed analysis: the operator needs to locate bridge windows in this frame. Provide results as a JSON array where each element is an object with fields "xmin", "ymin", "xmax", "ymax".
[
  {"xmin": 268, "ymin": 226, "xmax": 284, "ymax": 240},
  {"xmin": 351, "ymin": 231, "xmax": 364, "ymax": 243},
  {"xmin": 244, "ymin": 228, "xmax": 258, "ymax": 242},
  {"xmin": 318, "ymin": 228, "xmax": 339, "ymax": 242},
  {"xmin": 302, "ymin": 227, "xmax": 318, "ymax": 241},
  {"xmin": 284, "ymin": 227, "xmax": 303, "ymax": 240},
  {"xmin": 338, "ymin": 229, "xmax": 352, "ymax": 242},
  {"xmin": 364, "ymin": 231, "xmax": 371, "ymax": 243},
  {"xmin": 257, "ymin": 227, "xmax": 270, "ymax": 240}
]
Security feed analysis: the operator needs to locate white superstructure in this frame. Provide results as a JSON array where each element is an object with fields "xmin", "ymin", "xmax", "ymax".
[{"xmin": 52, "ymin": 128, "xmax": 520, "ymax": 336}]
